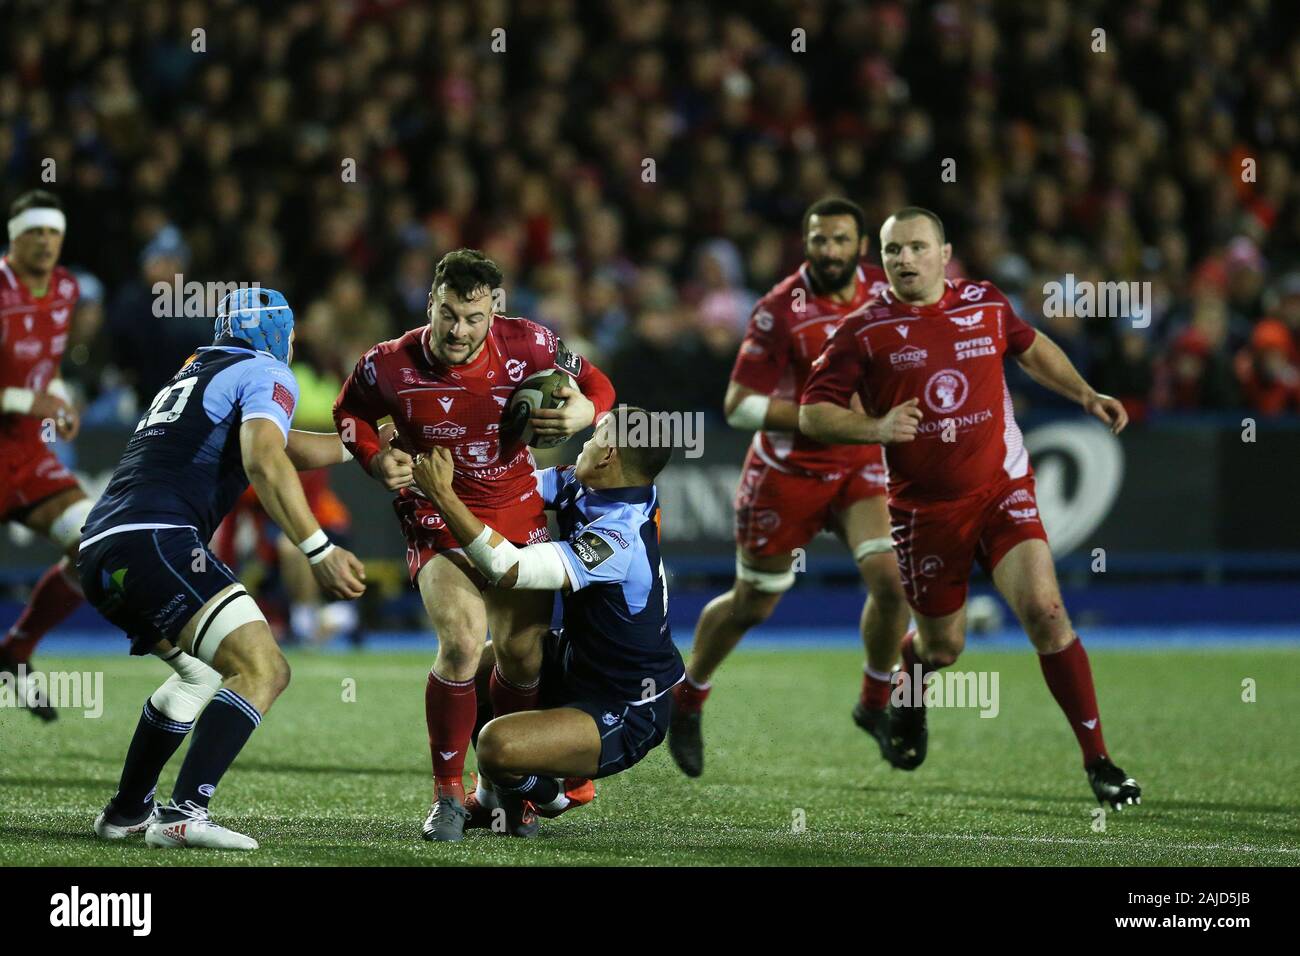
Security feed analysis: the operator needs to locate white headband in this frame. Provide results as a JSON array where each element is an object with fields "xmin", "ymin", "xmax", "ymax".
[{"xmin": 7, "ymin": 208, "xmax": 67, "ymax": 242}]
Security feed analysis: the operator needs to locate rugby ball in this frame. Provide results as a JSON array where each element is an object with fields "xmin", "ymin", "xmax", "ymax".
[{"xmin": 503, "ymin": 368, "xmax": 579, "ymax": 449}]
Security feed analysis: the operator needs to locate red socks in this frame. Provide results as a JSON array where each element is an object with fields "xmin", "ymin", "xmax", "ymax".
[
  {"xmin": 488, "ymin": 664, "xmax": 539, "ymax": 717},
  {"xmin": 1, "ymin": 560, "xmax": 84, "ymax": 663},
  {"xmin": 672, "ymin": 675, "xmax": 711, "ymax": 715},
  {"xmin": 425, "ymin": 669, "xmax": 477, "ymax": 801},
  {"xmin": 1039, "ymin": 636, "xmax": 1108, "ymax": 766},
  {"xmin": 860, "ymin": 667, "xmax": 894, "ymax": 710}
]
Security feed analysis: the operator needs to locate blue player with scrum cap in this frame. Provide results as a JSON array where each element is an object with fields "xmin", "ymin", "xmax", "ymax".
[
  {"xmin": 78, "ymin": 287, "xmax": 367, "ymax": 850},
  {"xmin": 411, "ymin": 404, "xmax": 683, "ymax": 837}
]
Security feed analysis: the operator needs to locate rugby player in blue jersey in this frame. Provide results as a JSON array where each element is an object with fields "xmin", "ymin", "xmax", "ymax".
[
  {"xmin": 411, "ymin": 406, "xmax": 681, "ymax": 836},
  {"xmin": 78, "ymin": 288, "xmax": 366, "ymax": 850}
]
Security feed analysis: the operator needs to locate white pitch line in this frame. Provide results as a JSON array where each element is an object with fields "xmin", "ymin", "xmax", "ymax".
[{"xmin": 872, "ymin": 830, "xmax": 1300, "ymax": 855}]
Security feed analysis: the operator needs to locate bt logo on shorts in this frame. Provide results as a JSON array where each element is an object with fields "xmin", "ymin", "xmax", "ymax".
[
  {"xmin": 918, "ymin": 555, "xmax": 944, "ymax": 578},
  {"xmin": 601, "ymin": 711, "xmax": 620, "ymax": 726}
]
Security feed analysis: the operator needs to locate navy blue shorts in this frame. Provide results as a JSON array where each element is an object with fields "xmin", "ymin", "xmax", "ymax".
[
  {"xmin": 539, "ymin": 630, "xmax": 674, "ymax": 779},
  {"xmin": 78, "ymin": 527, "xmax": 243, "ymax": 656}
]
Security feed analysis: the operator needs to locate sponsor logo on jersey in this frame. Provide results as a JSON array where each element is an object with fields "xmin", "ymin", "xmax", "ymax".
[
  {"xmin": 950, "ymin": 310, "xmax": 984, "ymax": 328},
  {"xmin": 741, "ymin": 341, "xmax": 765, "ymax": 357},
  {"xmin": 437, "ymin": 396, "xmax": 454, "ymax": 413},
  {"xmin": 923, "ymin": 368, "xmax": 969, "ymax": 414},
  {"xmin": 752, "ymin": 509, "xmax": 781, "ymax": 532},
  {"xmin": 13, "ymin": 338, "xmax": 42, "ymax": 360},
  {"xmin": 525, "ymin": 527, "xmax": 550, "ymax": 544},
  {"xmin": 454, "ymin": 439, "xmax": 498, "ymax": 466},
  {"xmin": 753, "ymin": 309, "xmax": 774, "ymax": 332},
  {"xmin": 1007, "ymin": 507, "xmax": 1039, "ymax": 522},
  {"xmin": 918, "ymin": 555, "xmax": 944, "ymax": 577},
  {"xmin": 959, "ymin": 284, "xmax": 986, "ymax": 302},
  {"xmin": 601, "ymin": 526, "xmax": 631, "ymax": 549},
  {"xmin": 272, "ymin": 382, "xmax": 295, "ymax": 416},
  {"xmin": 424, "ymin": 420, "xmax": 468, "ymax": 440},
  {"xmin": 556, "ymin": 340, "xmax": 583, "ymax": 375},
  {"xmin": 889, "ymin": 345, "xmax": 928, "ymax": 369},
  {"xmin": 52, "ymin": 307, "xmax": 70, "ymax": 325},
  {"xmin": 400, "ymin": 367, "xmax": 418, "ymax": 384},
  {"xmin": 916, "ymin": 407, "xmax": 993, "ymax": 434},
  {"xmin": 505, "ymin": 358, "xmax": 527, "ymax": 383},
  {"xmin": 955, "ymin": 335, "xmax": 996, "ymax": 360},
  {"xmin": 572, "ymin": 530, "xmax": 615, "ymax": 569},
  {"xmin": 58, "ymin": 278, "xmax": 75, "ymax": 299},
  {"xmin": 896, "ymin": 324, "xmax": 910, "ymax": 338}
]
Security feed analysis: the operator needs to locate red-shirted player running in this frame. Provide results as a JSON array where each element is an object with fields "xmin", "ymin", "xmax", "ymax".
[
  {"xmin": 801, "ymin": 207, "xmax": 1141, "ymax": 810},
  {"xmin": 668, "ymin": 199, "xmax": 912, "ymax": 778},
  {"xmin": 0, "ymin": 191, "xmax": 95, "ymax": 720},
  {"xmin": 333, "ymin": 249, "xmax": 615, "ymax": 841}
]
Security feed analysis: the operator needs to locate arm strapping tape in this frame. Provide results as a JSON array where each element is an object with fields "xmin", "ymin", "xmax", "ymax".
[
  {"xmin": 1, "ymin": 388, "xmax": 36, "ymax": 415},
  {"xmin": 464, "ymin": 527, "xmax": 568, "ymax": 589},
  {"xmin": 726, "ymin": 393, "xmax": 770, "ymax": 431}
]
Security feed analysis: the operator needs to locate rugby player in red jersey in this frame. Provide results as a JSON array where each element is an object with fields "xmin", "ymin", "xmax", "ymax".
[
  {"xmin": 668, "ymin": 199, "xmax": 912, "ymax": 777},
  {"xmin": 333, "ymin": 249, "xmax": 615, "ymax": 841},
  {"xmin": 0, "ymin": 191, "xmax": 93, "ymax": 719},
  {"xmin": 801, "ymin": 207, "xmax": 1141, "ymax": 809}
]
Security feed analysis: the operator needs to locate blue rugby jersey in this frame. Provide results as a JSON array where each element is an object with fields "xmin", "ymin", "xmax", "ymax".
[
  {"xmin": 539, "ymin": 465, "xmax": 684, "ymax": 705},
  {"xmin": 83, "ymin": 339, "xmax": 298, "ymax": 545}
]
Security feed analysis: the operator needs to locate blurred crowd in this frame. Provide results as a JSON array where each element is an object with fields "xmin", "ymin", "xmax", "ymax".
[{"xmin": 4, "ymin": 0, "xmax": 1300, "ymax": 424}]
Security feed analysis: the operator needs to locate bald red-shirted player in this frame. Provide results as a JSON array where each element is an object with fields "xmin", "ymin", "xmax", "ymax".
[
  {"xmin": 801, "ymin": 207, "xmax": 1141, "ymax": 810},
  {"xmin": 0, "ymin": 191, "xmax": 94, "ymax": 720},
  {"xmin": 668, "ymin": 199, "xmax": 912, "ymax": 778},
  {"xmin": 334, "ymin": 249, "xmax": 615, "ymax": 841}
]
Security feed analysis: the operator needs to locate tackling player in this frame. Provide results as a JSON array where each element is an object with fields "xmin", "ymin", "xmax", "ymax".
[
  {"xmin": 333, "ymin": 248, "xmax": 615, "ymax": 841},
  {"xmin": 668, "ymin": 198, "xmax": 911, "ymax": 777},
  {"xmin": 79, "ymin": 288, "xmax": 366, "ymax": 849},
  {"xmin": 410, "ymin": 408, "xmax": 680, "ymax": 836},
  {"xmin": 800, "ymin": 207, "xmax": 1141, "ymax": 809},
  {"xmin": 0, "ymin": 191, "xmax": 95, "ymax": 719}
]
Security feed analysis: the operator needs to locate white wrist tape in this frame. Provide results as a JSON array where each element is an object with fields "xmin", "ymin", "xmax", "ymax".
[
  {"xmin": 298, "ymin": 529, "xmax": 336, "ymax": 565},
  {"xmin": 463, "ymin": 526, "xmax": 568, "ymax": 589},
  {"xmin": 46, "ymin": 379, "xmax": 71, "ymax": 403},
  {"xmin": 339, "ymin": 442, "xmax": 354, "ymax": 463},
  {"xmin": 2, "ymin": 388, "xmax": 36, "ymax": 415},
  {"xmin": 727, "ymin": 393, "xmax": 770, "ymax": 431},
  {"xmin": 7, "ymin": 207, "xmax": 66, "ymax": 242}
]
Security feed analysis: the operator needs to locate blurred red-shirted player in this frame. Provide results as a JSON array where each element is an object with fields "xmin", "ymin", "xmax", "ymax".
[
  {"xmin": 333, "ymin": 249, "xmax": 614, "ymax": 842},
  {"xmin": 0, "ymin": 191, "xmax": 93, "ymax": 720},
  {"xmin": 801, "ymin": 207, "xmax": 1142, "ymax": 810},
  {"xmin": 668, "ymin": 199, "xmax": 912, "ymax": 779}
]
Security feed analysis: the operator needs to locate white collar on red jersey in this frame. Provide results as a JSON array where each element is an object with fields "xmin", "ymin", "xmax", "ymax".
[{"xmin": 0, "ymin": 256, "xmax": 17, "ymax": 290}]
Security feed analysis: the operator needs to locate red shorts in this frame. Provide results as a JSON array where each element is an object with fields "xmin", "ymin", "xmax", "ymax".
[
  {"xmin": 734, "ymin": 446, "xmax": 887, "ymax": 558},
  {"xmin": 889, "ymin": 474, "xmax": 1049, "ymax": 618},
  {"xmin": 394, "ymin": 490, "xmax": 550, "ymax": 582},
  {"xmin": 0, "ymin": 445, "xmax": 82, "ymax": 523}
]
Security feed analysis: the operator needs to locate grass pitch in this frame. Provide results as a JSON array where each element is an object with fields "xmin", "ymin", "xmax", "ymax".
[{"xmin": 2, "ymin": 645, "xmax": 1298, "ymax": 866}]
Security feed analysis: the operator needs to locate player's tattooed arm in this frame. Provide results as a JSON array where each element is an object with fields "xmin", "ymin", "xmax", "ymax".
[
  {"xmin": 285, "ymin": 430, "xmax": 353, "ymax": 470},
  {"xmin": 1014, "ymin": 334, "xmax": 1129, "ymax": 434}
]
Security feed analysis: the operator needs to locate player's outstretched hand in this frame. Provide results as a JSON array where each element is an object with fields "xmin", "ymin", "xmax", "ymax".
[
  {"xmin": 370, "ymin": 446, "xmax": 415, "ymax": 491},
  {"xmin": 31, "ymin": 392, "xmax": 79, "ymax": 441},
  {"xmin": 411, "ymin": 446, "xmax": 456, "ymax": 501},
  {"xmin": 530, "ymin": 386, "xmax": 595, "ymax": 438},
  {"xmin": 311, "ymin": 545, "xmax": 367, "ymax": 600},
  {"xmin": 1084, "ymin": 392, "xmax": 1129, "ymax": 435},
  {"xmin": 876, "ymin": 398, "xmax": 923, "ymax": 444}
]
